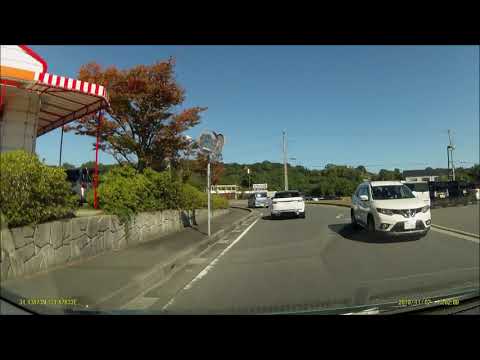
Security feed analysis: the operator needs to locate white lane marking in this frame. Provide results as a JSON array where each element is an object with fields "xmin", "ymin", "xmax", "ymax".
[
  {"xmin": 183, "ymin": 217, "xmax": 260, "ymax": 289},
  {"xmin": 162, "ymin": 297, "xmax": 176, "ymax": 310},
  {"xmin": 342, "ymin": 307, "xmax": 380, "ymax": 315},
  {"xmin": 162, "ymin": 218, "xmax": 260, "ymax": 311},
  {"xmin": 430, "ymin": 226, "xmax": 479, "ymax": 244}
]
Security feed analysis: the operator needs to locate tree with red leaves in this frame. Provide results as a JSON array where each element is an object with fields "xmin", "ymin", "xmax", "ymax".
[
  {"xmin": 194, "ymin": 153, "xmax": 225, "ymax": 186},
  {"xmin": 68, "ymin": 59, "xmax": 207, "ymax": 172}
]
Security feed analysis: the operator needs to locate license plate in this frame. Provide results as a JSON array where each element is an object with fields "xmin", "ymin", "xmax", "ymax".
[{"xmin": 404, "ymin": 220, "xmax": 416, "ymax": 230}]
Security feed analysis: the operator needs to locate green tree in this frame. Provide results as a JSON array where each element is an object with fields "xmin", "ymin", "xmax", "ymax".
[
  {"xmin": 393, "ymin": 168, "xmax": 402, "ymax": 180},
  {"xmin": 62, "ymin": 162, "xmax": 76, "ymax": 169},
  {"xmin": 468, "ymin": 164, "xmax": 480, "ymax": 182},
  {"xmin": 356, "ymin": 165, "xmax": 367, "ymax": 174}
]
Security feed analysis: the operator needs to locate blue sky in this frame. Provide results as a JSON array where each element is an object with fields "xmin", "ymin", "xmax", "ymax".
[{"xmin": 32, "ymin": 45, "xmax": 479, "ymax": 172}]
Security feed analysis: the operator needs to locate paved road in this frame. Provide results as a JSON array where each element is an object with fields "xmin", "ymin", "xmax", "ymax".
[
  {"xmin": 431, "ymin": 203, "xmax": 479, "ymax": 236},
  {"xmin": 130, "ymin": 204, "xmax": 478, "ymax": 314}
]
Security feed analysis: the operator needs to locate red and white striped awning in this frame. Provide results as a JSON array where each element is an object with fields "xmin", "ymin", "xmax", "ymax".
[
  {"xmin": 27, "ymin": 72, "xmax": 109, "ymax": 136},
  {"xmin": 1, "ymin": 45, "xmax": 109, "ymax": 137},
  {"xmin": 34, "ymin": 72, "xmax": 107, "ymax": 98}
]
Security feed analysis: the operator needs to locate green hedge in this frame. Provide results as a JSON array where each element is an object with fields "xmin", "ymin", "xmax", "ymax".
[
  {"xmin": 212, "ymin": 194, "xmax": 229, "ymax": 209},
  {"xmin": 88, "ymin": 166, "xmax": 229, "ymax": 221},
  {"xmin": 0, "ymin": 150, "xmax": 76, "ymax": 228}
]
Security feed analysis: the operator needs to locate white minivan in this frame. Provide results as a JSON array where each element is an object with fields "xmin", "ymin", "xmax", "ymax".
[{"xmin": 402, "ymin": 181, "xmax": 431, "ymax": 206}]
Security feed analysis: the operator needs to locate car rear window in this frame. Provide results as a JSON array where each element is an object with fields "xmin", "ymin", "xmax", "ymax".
[
  {"xmin": 255, "ymin": 193, "xmax": 267, "ymax": 198},
  {"xmin": 274, "ymin": 191, "xmax": 300, "ymax": 198}
]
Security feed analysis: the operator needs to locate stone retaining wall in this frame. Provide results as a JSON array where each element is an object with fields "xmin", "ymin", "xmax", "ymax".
[{"xmin": 0, "ymin": 208, "xmax": 229, "ymax": 282}]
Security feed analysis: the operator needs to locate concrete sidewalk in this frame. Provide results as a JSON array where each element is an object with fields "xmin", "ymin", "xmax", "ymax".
[{"xmin": 1, "ymin": 207, "xmax": 252, "ymax": 313}]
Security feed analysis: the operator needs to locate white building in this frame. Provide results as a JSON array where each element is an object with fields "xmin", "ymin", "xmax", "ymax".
[{"xmin": 403, "ymin": 169, "xmax": 447, "ymax": 183}]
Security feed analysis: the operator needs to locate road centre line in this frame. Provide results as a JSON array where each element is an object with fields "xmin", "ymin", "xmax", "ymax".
[{"xmin": 162, "ymin": 217, "xmax": 260, "ymax": 310}]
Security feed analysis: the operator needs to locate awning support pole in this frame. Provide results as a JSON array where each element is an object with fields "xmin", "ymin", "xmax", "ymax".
[
  {"xmin": 94, "ymin": 111, "xmax": 102, "ymax": 209},
  {"xmin": 58, "ymin": 125, "xmax": 64, "ymax": 167}
]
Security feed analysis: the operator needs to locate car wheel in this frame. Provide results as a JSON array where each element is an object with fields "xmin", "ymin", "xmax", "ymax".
[
  {"xmin": 367, "ymin": 215, "xmax": 375, "ymax": 233},
  {"xmin": 351, "ymin": 209, "xmax": 359, "ymax": 228},
  {"xmin": 300, "ymin": 212, "xmax": 306, "ymax": 219}
]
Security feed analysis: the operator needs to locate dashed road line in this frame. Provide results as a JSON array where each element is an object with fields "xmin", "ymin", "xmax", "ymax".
[{"xmin": 162, "ymin": 217, "xmax": 260, "ymax": 311}]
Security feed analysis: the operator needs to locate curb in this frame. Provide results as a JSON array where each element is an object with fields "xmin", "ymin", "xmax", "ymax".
[
  {"xmin": 431, "ymin": 224, "xmax": 480, "ymax": 239},
  {"xmin": 94, "ymin": 206, "xmax": 254, "ymax": 309}
]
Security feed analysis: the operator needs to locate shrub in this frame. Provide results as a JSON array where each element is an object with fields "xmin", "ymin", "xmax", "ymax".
[
  {"xmin": 143, "ymin": 168, "xmax": 183, "ymax": 210},
  {"xmin": 180, "ymin": 183, "xmax": 206, "ymax": 210},
  {"xmin": 89, "ymin": 165, "xmax": 229, "ymax": 221},
  {"xmin": 212, "ymin": 194, "xmax": 229, "ymax": 209},
  {"xmin": 87, "ymin": 165, "xmax": 153, "ymax": 221},
  {"xmin": 180, "ymin": 185, "xmax": 228, "ymax": 210},
  {"xmin": 0, "ymin": 150, "xmax": 76, "ymax": 228}
]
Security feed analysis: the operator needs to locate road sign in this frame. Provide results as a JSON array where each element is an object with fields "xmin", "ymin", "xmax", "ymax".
[
  {"xmin": 213, "ymin": 132, "xmax": 224, "ymax": 155},
  {"xmin": 198, "ymin": 130, "xmax": 224, "ymax": 159},
  {"xmin": 198, "ymin": 131, "xmax": 217, "ymax": 153},
  {"xmin": 253, "ymin": 183, "xmax": 268, "ymax": 191},
  {"xmin": 197, "ymin": 130, "xmax": 225, "ymax": 237}
]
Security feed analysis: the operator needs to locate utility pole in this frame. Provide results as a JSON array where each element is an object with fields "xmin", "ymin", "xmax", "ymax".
[
  {"xmin": 283, "ymin": 130, "xmax": 288, "ymax": 191},
  {"xmin": 447, "ymin": 129, "xmax": 456, "ymax": 181},
  {"xmin": 447, "ymin": 147, "xmax": 450, "ymax": 179}
]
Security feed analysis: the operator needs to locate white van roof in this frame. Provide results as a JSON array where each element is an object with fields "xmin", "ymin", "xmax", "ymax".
[{"xmin": 369, "ymin": 181, "xmax": 404, "ymax": 187}]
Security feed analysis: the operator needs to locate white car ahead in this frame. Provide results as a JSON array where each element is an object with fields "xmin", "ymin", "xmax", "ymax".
[
  {"xmin": 402, "ymin": 181, "xmax": 431, "ymax": 207},
  {"xmin": 351, "ymin": 181, "xmax": 431, "ymax": 237},
  {"xmin": 270, "ymin": 190, "xmax": 305, "ymax": 218}
]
